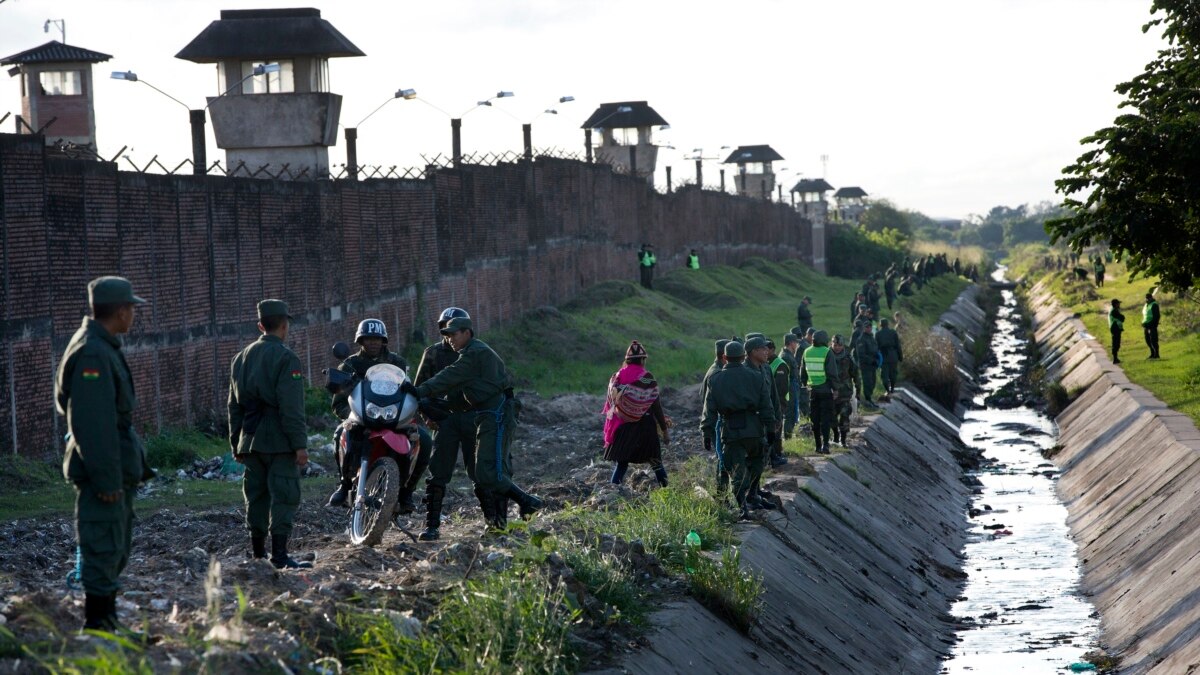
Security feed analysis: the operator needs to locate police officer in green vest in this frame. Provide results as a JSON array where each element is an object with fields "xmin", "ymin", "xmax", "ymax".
[
  {"xmin": 405, "ymin": 317, "xmax": 542, "ymax": 530},
  {"xmin": 413, "ymin": 308, "xmax": 486, "ymax": 541},
  {"xmin": 687, "ymin": 249, "xmax": 700, "ymax": 270},
  {"xmin": 800, "ymin": 330, "xmax": 839, "ymax": 454},
  {"xmin": 56, "ymin": 276, "xmax": 154, "ymax": 633},
  {"xmin": 1093, "ymin": 257, "xmax": 1106, "ymax": 287},
  {"xmin": 327, "ymin": 318, "xmax": 432, "ymax": 514},
  {"xmin": 1142, "ymin": 293, "xmax": 1161, "ymax": 359},
  {"xmin": 1108, "ymin": 299, "xmax": 1125, "ymax": 364},
  {"xmin": 700, "ymin": 340, "xmax": 775, "ymax": 517},
  {"xmin": 228, "ymin": 300, "xmax": 312, "ymax": 570},
  {"xmin": 638, "ymin": 244, "xmax": 657, "ymax": 289}
]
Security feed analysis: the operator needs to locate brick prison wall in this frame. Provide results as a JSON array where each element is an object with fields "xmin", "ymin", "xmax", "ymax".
[{"xmin": 0, "ymin": 133, "xmax": 822, "ymax": 459}]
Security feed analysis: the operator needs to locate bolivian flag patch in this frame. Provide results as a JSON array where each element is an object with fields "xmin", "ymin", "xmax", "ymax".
[
  {"xmin": 291, "ymin": 370, "xmax": 303, "ymax": 380},
  {"xmin": 82, "ymin": 368, "xmax": 101, "ymax": 380}
]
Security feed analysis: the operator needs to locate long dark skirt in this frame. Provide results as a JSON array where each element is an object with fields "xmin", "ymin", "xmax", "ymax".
[{"xmin": 603, "ymin": 414, "xmax": 661, "ymax": 464}]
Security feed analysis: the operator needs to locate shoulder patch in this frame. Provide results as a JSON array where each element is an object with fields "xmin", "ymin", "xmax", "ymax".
[
  {"xmin": 82, "ymin": 368, "xmax": 101, "ymax": 380},
  {"xmin": 292, "ymin": 370, "xmax": 303, "ymax": 380}
]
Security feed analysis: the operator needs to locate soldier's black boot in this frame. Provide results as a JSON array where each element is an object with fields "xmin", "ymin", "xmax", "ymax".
[
  {"xmin": 506, "ymin": 485, "xmax": 543, "ymax": 519},
  {"xmin": 327, "ymin": 478, "xmax": 352, "ymax": 508},
  {"xmin": 475, "ymin": 485, "xmax": 497, "ymax": 525},
  {"xmin": 270, "ymin": 535, "xmax": 313, "ymax": 570},
  {"xmin": 396, "ymin": 487, "xmax": 416, "ymax": 516},
  {"xmin": 490, "ymin": 494, "xmax": 509, "ymax": 531},
  {"xmin": 419, "ymin": 485, "xmax": 445, "ymax": 541},
  {"xmin": 251, "ymin": 535, "xmax": 267, "ymax": 559},
  {"xmin": 82, "ymin": 593, "xmax": 109, "ymax": 631},
  {"xmin": 653, "ymin": 466, "xmax": 669, "ymax": 488},
  {"xmin": 105, "ymin": 594, "xmax": 149, "ymax": 643}
]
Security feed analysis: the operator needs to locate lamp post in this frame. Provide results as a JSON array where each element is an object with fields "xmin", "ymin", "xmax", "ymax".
[
  {"xmin": 344, "ymin": 87, "xmax": 416, "ymax": 180},
  {"xmin": 524, "ymin": 95, "xmax": 574, "ymax": 161},
  {"xmin": 111, "ymin": 63, "xmax": 280, "ymax": 175},
  {"xmin": 44, "ymin": 18, "xmax": 65, "ymax": 43},
  {"xmin": 450, "ymin": 91, "xmax": 514, "ymax": 166}
]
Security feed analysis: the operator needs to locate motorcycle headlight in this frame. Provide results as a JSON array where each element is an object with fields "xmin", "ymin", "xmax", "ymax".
[
  {"xmin": 381, "ymin": 405, "xmax": 398, "ymax": 421},
  {"xmin": 365, "ymin": 402, "xmax": 383, "ymax": 419}
]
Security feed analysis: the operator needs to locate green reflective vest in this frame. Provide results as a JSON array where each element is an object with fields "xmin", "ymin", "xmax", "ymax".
[
  {"xmin": 640, "ymin": 252, "xmax": 656, "ymax": 267},
  {"xmin": 688, "ymin": 255, "xmax": 700, "ymax": 270},
  {"xmin": 1108, "ymin": 311, "xmax": 1123, "ymax": 331},
  {"xmin": 803, "ymin": 346, "xmax": 830, "ymax": 386},
  {"xmin": 1143, "ymin": 301, "xmax": 1157, "ymax": 323}
]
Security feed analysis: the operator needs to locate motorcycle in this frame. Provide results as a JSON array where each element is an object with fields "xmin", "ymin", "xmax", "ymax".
[{"xmin": 325, "ymin": 342, "xmax": 420, "ymax": 546}]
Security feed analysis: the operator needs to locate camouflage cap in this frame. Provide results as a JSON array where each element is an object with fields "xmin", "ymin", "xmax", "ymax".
[
  {"xmin": 440, "ymin": 316, "xmax": 473, "ymax": 335},
  {"xmin": 723, "ymin": 340, "xmax": 746, "ymax": 359},
  {"xmin": 88, "ymin": 276, "xmax": 146, "ymax": 307},
  {"xmin": 257, "ymin": 299, "xmax": 292, "ymax": 320}
]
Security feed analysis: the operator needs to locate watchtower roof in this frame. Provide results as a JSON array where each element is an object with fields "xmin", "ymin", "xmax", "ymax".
[
  {"xmin": 791, "ymin": 178, "xmax": 835, "ymax": 193},
  {"xmin": 176, "ymin": 8, "xmax": 365, "ymax": 63},
  {"xmin": 723, "ymin": 145, "xmax": 784, "ymax": 164},
  {"xmin": 580, "ymin": 101, "xmax": 669, "ymax": 129},
  {"xmin": 1, "ymin": 41, "xmax": 111, "ymax": 66},
  {"xmin": 834, "ymin": 186, "xmax": 868, "ymax": 199}
]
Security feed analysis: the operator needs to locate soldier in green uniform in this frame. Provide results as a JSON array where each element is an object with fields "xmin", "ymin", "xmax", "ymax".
[
  {"xmin": 413, "ymin": 308, "xmax": 486, "ymax": 541},
  {"xmin": 701, "ymin": 339, "xmax": 730, "ymax": 489},
  {"xmin": 228, "ymin": 300, "xmax": 312, "ymax": 569},
  {"xmin": 700, "ymin": 340, "xmax": 775, "ymax": 518},
  {"xmin": 326, "ymin": 318, "xmax": 431, "ymax": 513},
  {"xmin": 796, "ymin": 296, "xmax": 813, "ymax": 334},
  {"xmin": 744, "ymin": 336, "xmax": 780, "ymax": 509},
  {"xmin": 854, "ymin": 322, "xmax": 880, "ymax": 406},
  {"xmin": 56, "ymin": 276, "xmax": 153, "ymax": 633},
  {"xmin": 874, "ymin": 318, "xmax": 903, "ymax": 397},
  {"xmin": 1142, "ymin": 293, "xmax": 1161, "ymax": 359},
  {"xmin": 406, "ymin": 317, "xmax": 542, "ymax": 530},
  {"xmin": 829, "ymin": 335, "xmax": 861, "ymax": 447},
  {"xmin": 800, "ymin": 330, "xmax": 839, "ymax": 454},
  {"xmin": 1108, "ymin": 299, "xmax": 1124, "ymax": 364},
  {"xmin": 781, "ymin": 333, "xmax": 801, "ymax": 439},
  {"xmin": 767, "ymin": 339, "xmax": 790, "ymax": 468}
]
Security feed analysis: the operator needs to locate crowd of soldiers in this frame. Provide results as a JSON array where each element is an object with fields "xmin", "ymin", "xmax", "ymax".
[
  {"xmin": 697, "ymin": 256, "xmax": 962, "ymax": 517},
  {"xmin": 54, "ymin": 276, "xmax": 539, "ymax": 636}
]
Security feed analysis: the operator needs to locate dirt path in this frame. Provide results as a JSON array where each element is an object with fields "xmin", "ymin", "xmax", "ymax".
[{"xmin": 0, "ymin": 384, "xmax": 711, "ymax": 672}]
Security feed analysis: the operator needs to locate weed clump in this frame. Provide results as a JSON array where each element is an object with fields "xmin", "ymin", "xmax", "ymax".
[
  {"xmin": 1044, "ymin": 382, "xmax": 1070, "ymax": 417},
  {"xmin": 143, "ymin": 427, "xmax": 227, "ymax": 469},
  {"xmin": 688, "ymin": 546, "xmax": 764, "ymax": 634},
  {"xmin": 900, "ymin": 324, "xmax": 961, "ymax": 411}
]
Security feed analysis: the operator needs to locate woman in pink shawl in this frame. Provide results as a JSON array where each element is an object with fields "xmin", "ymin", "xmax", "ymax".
[{"xmin": 602, "ymin": 341, "xmax": 671, "ymax": 486}]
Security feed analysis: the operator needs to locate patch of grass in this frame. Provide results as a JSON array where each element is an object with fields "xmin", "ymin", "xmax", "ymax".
[
  {"xmin": 910, "ymin": 240, "xmax": 989, "ymax": 267},
  {"xmin": 336, "ymin": 571, "xmax": 579, "ymax": 674},
  {"xmin": 561, "ymin": 545, "xmax": 648, "ymax": 626},
  {"xmin": 1044, "ymin": 381, "xmax": 1070, "ymax": 417},
  {"xmin": 41, "ymin": 634, "xmax": 155, "ymax": 674},
  {"xmin": 783, "ymin": 434, "xmax": 817, "ymax": 457},
  {"xmin": 0, "ymin": 455, "xmax": 73, "ymax": 518},
  {"xmin": 304, "ymin": 384, "xmax": 331, "ymax": 421},
  {"xmin": 900, "ymin": 322, "xmax": 960, "ymax": 410},
  {"xmin": 896, "ymin": 275, "xmax": 971, "ymax": 328},
  {"xmin": 1015, "ymin": 254, "xmax": 1200, "ymax": 428},
  {"xmin": 688, "ymin": 546, "xmax": 764, "ymax": 634},
  {"xmin": 143, "ymin": 427, "xmax": 227, "ymax": 470}
]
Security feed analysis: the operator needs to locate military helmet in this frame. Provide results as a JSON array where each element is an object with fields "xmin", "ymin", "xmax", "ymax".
[
  {"xmin": 438, "ymin": 307, "xmax": 470, "ymax": 329},
  {"xmin": 812, "ymin": 330, "xmax": 830, "ymax": 347},
  {"xmin": 355, "ymin": 318, "xmax": 388, "ymax": 344}
]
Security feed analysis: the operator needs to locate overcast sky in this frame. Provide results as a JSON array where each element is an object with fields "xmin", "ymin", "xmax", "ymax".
[{"xmin": 0, "ymin": 0, "xmax": 1166, "ymax": 219}]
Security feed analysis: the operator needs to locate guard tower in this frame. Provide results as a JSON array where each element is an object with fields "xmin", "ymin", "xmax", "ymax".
[
  {"xmin": 724, "ymin": 145, "xmax": 784, "ymax": 199},
  {"xmin": 177, "ymin": 8, "xmax": 364, "ymax": 177},
  {"xmin": 2, "ymin": 41, "xmax": 111, "ymax": 151},
  {"xmin": 833, "ymin": 186, "xmax": 869, "ymax": 223},
  {"xmin": 581, "ymin": 101, "xmax": 668, "ymax": 183},
  {"xmin": 791, "ymin": 178, "xmax": 834, "ymax": 225}
]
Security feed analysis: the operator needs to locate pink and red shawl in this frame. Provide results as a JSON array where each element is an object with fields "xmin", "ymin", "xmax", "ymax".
[{"xmin": 602, "ymin": 363, "xmax": 660, "ymax": 447}]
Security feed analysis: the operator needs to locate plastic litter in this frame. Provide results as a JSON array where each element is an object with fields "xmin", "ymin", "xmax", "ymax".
[
  {"xmin": 685, "ymin": 530, "xmax": 702, "ymax": 573},
  {"xmin": 1069, "ymin": 662, "xmax": 1097, "ymax": 672}
]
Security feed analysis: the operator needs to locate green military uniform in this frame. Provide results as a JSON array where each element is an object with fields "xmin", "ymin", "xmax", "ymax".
[
  {"xmin": 412, "ymin": 317, "xmax": 542, "ymax": 527},
  {"xmin": 700, "ymin": 341, "xmax": 729, "ymax": 488},
  {"xmin": 56, "ymin": 279, "xmax": 150, "ymax": 604},
  {"xmin": 1108, "ymin": 303, "xmax": 1125, "ymax": 364},
  {"xmin": 228, "ymin": 300, "xmax": 308, "ymax": 567},
  {"xmin": 796, "ymin": 300, "xmax": 813, "ymax": 334},
  {"xmin": 829, "ymin": 342, "xmax": 861, "ymax": 445},
  {"xmin": 854, "ymin": 329, "xmax": 880, "ymax": 403},
  {"xmin": 781, "ymin": 345, "xmax": 801, "ymax": 438},
  {"xmin": 768, "ymin": 352, "xmax": 790, "ymax": 465},
  {"xmin": 700, "ymin": 344, "xmax": 774, "ymax": 509},
  {"xmin": 875, "ymin": 325, "xmax": 903, "ymax": 395}
]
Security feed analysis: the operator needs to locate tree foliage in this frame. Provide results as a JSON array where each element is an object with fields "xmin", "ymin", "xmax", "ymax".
[
  {"xmin": 829, "ymin": 225, "xmax": 907, "ymax": 279},
  {"xmin": 1049, "ymin": 0, "xmax": 1200, "ymax": 291}
]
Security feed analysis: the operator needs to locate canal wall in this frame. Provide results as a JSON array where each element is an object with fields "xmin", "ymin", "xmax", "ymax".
[
  {"xmin": 1028, "ymin": 280, "xmax": 1200, "ymax": 674},
  {"xmin": 605, "ymin": 286, "xmax": 987, "ymax": 674}
]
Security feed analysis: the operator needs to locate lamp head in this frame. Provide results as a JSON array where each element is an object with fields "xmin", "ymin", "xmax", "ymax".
[
  {"xmin": 658, "ymin": 124, "xmax": 670, "ymax": 131},
  {"xmin": 544, "ymin": 109, "xmax": 558, "ymax": 114},
  {"xmin": 111, "ymin": 71, "xmax": 138, "ymax": 82},
  {"xmin": 397, "ymin": 88, "xmax": 417, "ymax": 99},
  {"xmin": 477, "ymin": 100, "xmax": 492, "ymax": 107},
  {"xmin": 253, "ymin": 63, "xmax": 281, "ymax": 76},
  {"xmin": 616, "ymin": 105, "xmax": 633, "ymax": 113},
  {"xmin": 44, "ymin": 20, "xmax": 50, "ymax": 33},
  {"xmin": 559, "ymin": 95, "xmax": 575, "ymax": 103},
  {"xmin": 496, "ymin": 91, "xmax": 514, "ymax": 98}
]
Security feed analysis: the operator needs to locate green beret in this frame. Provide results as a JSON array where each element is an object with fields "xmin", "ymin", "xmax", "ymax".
[
  {"xmin": 88, "ymin": 276, "xmax": 146, "ymax": 307},
  {"xmin": 257, "ymin": 299, "xmax": 292, "ymax": 320},
  {"xmin": 440, "ymin": 316, "xmax": 472, "ymax": 335},
  {"xmin": 723, "ymin": 341, "xmax": 746, "ymax": 359}
]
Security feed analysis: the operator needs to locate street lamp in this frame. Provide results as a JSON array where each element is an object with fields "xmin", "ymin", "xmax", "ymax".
[
  {"xmin": 344, "ymin": 87, "xmax": 418, "ymax": 179},
  {"xmin": 111, "ymin": 70, "xmax": 207, "ymax": 175},
  {"xmin": 524, "ymin": 95, "xmax": 575, "ymax": 160},
  {"xmin": 44, "ymin": 18, "xmax": 65, "ymax": 43}
]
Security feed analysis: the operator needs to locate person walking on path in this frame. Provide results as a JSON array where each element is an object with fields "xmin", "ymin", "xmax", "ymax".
[
  {"xmin": 796, "ymin": 296, "xmax": 813, "ymax": 335},
  {"xmin": 884, "ymin": 266, "xmax": 898, "ymax": 310},
  {"xmin": 57, "ymin": 276, "xmax": 154, "ymax": 634},
  {"xmin": 602, "ymin": 341, "xmax": 671, "ymax": 488},
  {"xmin": 781, "ymin": 333, "xmax": 802, "ymax": 439},
  {"xmin": 228, "ymin": 299, "xmax": 312, "ymax": 570},
  {"xmin": 800, "ymin": 330, "xmax": 839, "ymax": 454},
  {"xmin": 767, "ymin": 339, "xmax": 791, "ymax": 468},
  {"xmin": 875, "ymin": 318, "xmax": 903, "ymax": 396},
  {"xmin": 700, "ymin": 340, "xmax": 775, "ymax": 517},
  {"xmin": 1093, "ymin": 256, "xmax": 1106, "ymax": 287},
  {"xmin": 1142, "ymin": 293, "xmax": 1161, "ymax": 359},
  {"xmin": 637, "ymin": 244, "xmax": 657, "ymax": 289},
  {"xmin": 1108, "ymin": 299, "xmax": 1125, "ymax": 364},
  {"xmin": 413, "ymin": 307, "xmax": 483, "ymax": 542},
  {"xmin": 855, "ymin": 322, "xmax": 880, "ymax": 406},
  {"xmin": 702, "ymin": 339, "xmax": 730, "ymax": 488},
  {"xmin": 406, "ymin": 317, "xmax": 543, "ymax": 531},
  {"xmin": 829, "ymin": 335, "xmax": 861, "ymax": 447}
]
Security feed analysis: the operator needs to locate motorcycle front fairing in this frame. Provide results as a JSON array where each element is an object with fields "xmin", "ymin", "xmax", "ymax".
[{"xmin": 347, "ymin": 364, "xmax": 419, "ymax": 430}]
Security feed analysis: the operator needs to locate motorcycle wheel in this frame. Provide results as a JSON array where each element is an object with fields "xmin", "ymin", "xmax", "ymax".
[{"xmin": 350, "ymin": 457, "xmax": 400, "ymax": 547}]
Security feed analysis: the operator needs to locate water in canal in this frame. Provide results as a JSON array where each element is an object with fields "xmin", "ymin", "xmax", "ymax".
[{"xmin": 943, "ymin": 267, "xmax": 1100, "ymax": 673}]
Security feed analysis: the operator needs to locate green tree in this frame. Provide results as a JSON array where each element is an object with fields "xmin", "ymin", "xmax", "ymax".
[
  {"xmin": 1050, "ymin": 0, "xmax": 1199, "ymax": 291},
  {"xmin": 861, "ymin": 200, "xmax": 913, "ymax": 236}
]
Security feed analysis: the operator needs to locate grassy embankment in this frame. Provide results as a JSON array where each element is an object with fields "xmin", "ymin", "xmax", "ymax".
[{"xmin": 1007, "ymin": 243, "xmax": 1200, "ymax": 425}]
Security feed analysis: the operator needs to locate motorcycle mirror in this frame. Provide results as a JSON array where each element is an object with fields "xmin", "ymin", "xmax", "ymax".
[{"xmin": 332, "ymin": 341, "xmax": 352, "ymax": 360}]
